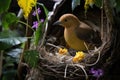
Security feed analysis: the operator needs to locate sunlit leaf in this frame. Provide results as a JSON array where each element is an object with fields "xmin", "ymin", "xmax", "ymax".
[
  {"xmin": 0, "ymin": 30, "xmax": 27, "ymax": 50},
  {"xmin": 2, "ymin": 12, "xmax": 18, "ymax": 30},
  {"xmin": 0, "ymin": 0, "xmax": 11, "ymax": 14},
  {"xmin": 6, "ymin": 48, "xmax": 22, "ymax": 61},
  {"xmin": 17, "ymin": 0, "xmax": 37, "ymax": 19},
  {"xmin": 24, "ymin": 50, "xmax": 39, "ymax": 68},
  {"xmin": 0, "ymin": 37, "xmax": 27, "ymax": 50}
]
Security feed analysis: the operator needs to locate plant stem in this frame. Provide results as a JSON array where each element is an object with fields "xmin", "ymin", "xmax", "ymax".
[
  {"xmin": 0, "ymin": 51, "xmax": 3, "ymax": 77},
  {"xmin": 35, "ymin": 5, "xmax": 40, "ymax": 22},
  {"xmin": 18, "ymin": 20, "xmax": 35, "ymax": 32}
]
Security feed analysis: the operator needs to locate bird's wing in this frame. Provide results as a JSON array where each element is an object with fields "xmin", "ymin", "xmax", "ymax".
[
  {"xmin": 83, "ymin": 20, "xmax": 100, "ymax": 32},
  {"xmin": 74, "ymin": 21, "xmax": 101, "ymax": 45}
]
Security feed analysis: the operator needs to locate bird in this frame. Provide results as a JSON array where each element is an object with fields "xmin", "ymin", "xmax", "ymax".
[{"xmin": 53, "ymin": 14, "xmax": 102, "ymax": 51}]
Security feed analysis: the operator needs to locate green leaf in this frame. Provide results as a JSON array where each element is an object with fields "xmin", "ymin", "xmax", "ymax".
[
  {"xmin": 72, "ymin": 0, "xmax": 80, "ymax": 11},
  {"xmin": 34, "ymin": 23, "xmax": 43, "ymax": 46},
  {"xmin": 116, "ymin": 0, "xmax": 120, "ymax": 13},
  {"xmin": 0, "ymin": 0, "xmax": 11, "ymax": 14},
  {"xmin": 0, "ymin": 37, "xmax": 27, "ymax": 50},
  {"xmin": 0, "ymin": 30, "xmax": 18, "ymax": 38},
  {"xmin": 7, "ymin": 48, "xmax": 21, "ymax": 59},
  {"xmin": 2, "ymin": 12, "xmax": 18, "ymax": 30},
  {"xmin": 34, "ymin": 3, "xmax": 48, "ymax": 46},
  {"xmin": 24, "ymin": 50, "xmax": 39, "ymax": 68},
  {"xmin": 110, "ymin": 0, "xmax": 116, "ymax": 7},
  {"xmin": 95, "ymin": 0, "xmax": 102, "ymax": 8},
  {"xmin": 2, "ymin": 70, "xmax": 17, "ymax": 80},
  {"xmin": 3, "ymin": 62, "xmax": 14, "ymax": 69},
  {"xmin": 0, "ymin": 30, "xmax": 27, "ymax": 50}
]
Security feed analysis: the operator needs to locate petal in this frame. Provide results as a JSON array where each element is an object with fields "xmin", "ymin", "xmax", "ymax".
[
  {"xmin": 37, "ymin": 8, "xmax": 41, "ymax": 14},
  {"xmin": 32, "ymin": 21, "xmax": 39, "ymax": 28},
  {"xmin": 40, "ymin": 19, "xmax": 44, "ymax": 22},
  {"xmin": 17, "ymin": 0, "xmax": 37, "ymax": 19},
  {"xmin": 32, "ymin": 11, "xmax": 36, "ymax": 16},
  {"xmin": 58, "ymin": 48, "xmax": 68, "ymax": 55}
]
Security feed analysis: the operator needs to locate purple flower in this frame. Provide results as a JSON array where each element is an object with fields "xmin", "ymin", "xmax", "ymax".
[
  {"xmin": 90, "ymin": 68, "xmax": 103, "ymax": 78},
  {"xmin": 40, "ymin": 19, "xmax": 44, "ymax": 23},
  {"xmin": 32, "ymin": 8, "xmax": 41, "ymax": 16},
  {"xmin": 32, "ymin": 21, "xmax": 39, "ymax": 29},
  {"xmin": 37, "ymin": 8, "xmax": 41, "ymax": 14}
]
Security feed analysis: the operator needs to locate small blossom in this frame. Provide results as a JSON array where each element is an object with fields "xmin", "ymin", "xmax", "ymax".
[
  {"xmin": 72, "ymin": 51, "xmax": 85, "ymax": 63},
  {"xmin": 32, "ymin": 8, "xmax": 41, "ymax": 16},
  {"xmin": 40, "ymin": 19, "xmax": 44, "ymax": 23},
  {"xmin": 90, "ymin": 68, "xmax": 103, "ymax": 78},
  {"xmin": 32, "ymin": 11, "xmax": 36, "ymax": 16},
  {"xmin": 58, "ymin": 48, "xmax": 68, "ymax": 55},
  {"xmin": 32, "ymin": 21, "xmax": 39, "ymax": 29},
  {"xmin": 37, "ymin": 8, "xmax": 41, "ymax": 14}
]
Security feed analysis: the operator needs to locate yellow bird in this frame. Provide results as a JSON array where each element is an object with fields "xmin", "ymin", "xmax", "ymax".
[{"xmin": 53, "ymin": 14, "xmax": 101, "ymax": 51}]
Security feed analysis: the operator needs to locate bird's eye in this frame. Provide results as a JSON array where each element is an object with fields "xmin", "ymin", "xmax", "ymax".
[{"xmin": 64, "ymin": 19, "xmax": 67, "ymax": 22}]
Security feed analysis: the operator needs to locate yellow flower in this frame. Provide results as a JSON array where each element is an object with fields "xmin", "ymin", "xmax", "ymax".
[
  {"xmin": 17, "ymin": 0, "xmax": 37, "ymax": 19},
  {"xmin": 58, "ymin": 48, "xmax": 68, "ymax": 55},
  {"xmin": 89, "ymin": 0, "xmax": 95, "ymax": 5},
  {"xmin": 72, "ymin": 51, "xmax": 85, "ymax": 63},
  {"xmin": 84, "ymin": 0, "xmax": 89, "ymax": 11},
  {"xmin": 84, "ymin": 0, "xmax": 95, "ymax": 12}
]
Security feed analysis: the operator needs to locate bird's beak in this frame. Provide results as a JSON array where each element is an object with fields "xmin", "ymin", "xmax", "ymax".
[{"xmin": 53, "ymin": 20, "xmax": 62, "ymax": 26}]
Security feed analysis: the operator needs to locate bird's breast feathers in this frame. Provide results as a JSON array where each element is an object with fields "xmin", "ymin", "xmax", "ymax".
[{"xmin": 64, "ymin": 28, "xmax": 87, "ymax": 51}]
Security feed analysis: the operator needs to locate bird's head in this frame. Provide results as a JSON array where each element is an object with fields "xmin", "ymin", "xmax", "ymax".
[{"xmin": 53, "ymin": 14, "xmax": 80, "ymax": 28}]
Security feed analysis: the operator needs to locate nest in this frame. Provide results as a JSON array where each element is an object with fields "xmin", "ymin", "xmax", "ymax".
[{"xmin": 26, "ymin": 0, "xmax": 118, "ymax": 80}]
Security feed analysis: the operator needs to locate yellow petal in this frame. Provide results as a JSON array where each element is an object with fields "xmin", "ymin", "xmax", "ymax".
[
  {"xmin": 84, "ymin": 0, "xmax": 95, "ymax": 12},
  {"xmin": 89, "ymin": 0, "xmax": 95, "ymax": 6},
  {"xmin": 58, "ymin": 48, "xmax": 68, "ymax": 55},
  {"xmin": 17, "ymin": 0, "xmax": 37, "ymax": 19},
  {"xmin": 84, "ymin": 0, "xmax": 89, "ymax": 12},
  {"xmin": 72, "ymin": 51, "xmax": 85, "ymax": 63}
]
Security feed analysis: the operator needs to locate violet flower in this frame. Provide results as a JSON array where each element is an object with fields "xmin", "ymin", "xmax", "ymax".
[
  {"xmin": 90, "ymin": 68, "xmax": 103, "ymax": 78},
  {"xmin": 32, "ymin": 8, "xmax": 41, "ymax": 16},
  {"xmin": 32, "ymin": 21, "xmax": 39, "ymax": 29},
  {"xmin": 40, "ymin": 19, "xmax": 44, "ymax": 23}
]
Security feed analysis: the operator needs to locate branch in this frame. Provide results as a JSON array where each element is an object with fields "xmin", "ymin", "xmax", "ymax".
[{"xmin": 103, "ymin": 0, "xmax": 115, "ymax": 24}]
